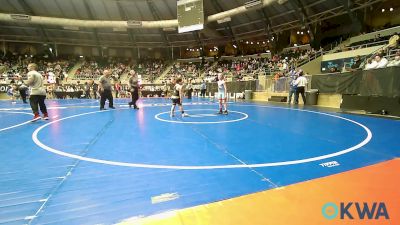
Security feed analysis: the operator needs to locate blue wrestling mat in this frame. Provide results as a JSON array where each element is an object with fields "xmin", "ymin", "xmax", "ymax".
[{"xmin": 0, "ymin": 98, "xmax": 398, "ymax": 225}]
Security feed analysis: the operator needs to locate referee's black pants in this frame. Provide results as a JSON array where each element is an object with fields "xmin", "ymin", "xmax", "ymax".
[
  {"xmin": 100, "ymin": 89, "xmax": 114, "ymax": 109},
  {"xmin": 187, "ymin": 89, "xmax": 193, "ymax": 99},
  {"xmin": 295, "ymin": 86, "xmax": 306, "ymax": 104},
  {"xmin": 129, "ymin": 88, "xmax": 139, "ymax": 108},
  {"xmin": 19, "ymin": 89, "xmax": 27, "ymax": 103}
]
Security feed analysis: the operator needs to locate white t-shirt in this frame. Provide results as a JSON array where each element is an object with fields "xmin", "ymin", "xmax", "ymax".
[
  {"xmin": 376, "ymin": 58, "xmax": 388, "ymax": 68},
  {"xmin": 365, "ymin": 61, "xmax": 378, "ymax": 70},
  {"xmin": 48, "ymin": 72, "xmax": 56, "ymax": 84},
  {"xmin": 387, "ymin": 58, "xmax": 400, "ymax": 67},
  {"xmin": 294, "ymin": 76, "xmax": 308, "ymax": 87},
  {"xmin": 27, "ymin": 71, "xmax": 46, "ymax": 96}
]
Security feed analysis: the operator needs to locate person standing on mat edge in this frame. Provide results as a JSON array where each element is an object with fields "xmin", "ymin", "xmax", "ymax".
[
  {"xmin": 200, "ymin": 80, "xmax": 206, "ymax": 97},
  {"xmin": 186, "ymin": 79, "xmax": 193, "ymax": 99},
  {"xmin": 287, "ymin": 68, "xmax": 298, "ymax": 104},
  {"xmin": 170, "ymin": 78, "xmax": 188, "ymax": 117},
  {"xmin": 128, "ymin": 70, "xmax": 139, "ymax": 109},
  {"xmin": 217, "ymin": 73, "xmax": 228, "ymax": 114},
  {"xmin": 294, "ymin": 71, "xmax": 307, "ymax": 105},
  {"xmin": 98, "ymin": 69, "xmax": 115, "ymax": 110},
  {"xmin": 26, "ymin": 63, "xmax": 48, "ymax": 121},
  {"xmin": 16, "ymin": 75, "xmax": 28, "ymax": 103}
]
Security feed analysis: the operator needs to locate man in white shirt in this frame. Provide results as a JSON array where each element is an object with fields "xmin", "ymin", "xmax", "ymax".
[
  {"xmin": 364, "ymin": 59, "xmax": 378, "ymax": 70},
  {"xmin": 294, "ymin": 71, "xmax": 308, "ymax": 104},
  {"xmin": 375, "ymin": 55, "xmax": 388, "ymax": 68},
  {"xmin": 26, "ymin": 63, "xmax": 48, "ymax": 121}
]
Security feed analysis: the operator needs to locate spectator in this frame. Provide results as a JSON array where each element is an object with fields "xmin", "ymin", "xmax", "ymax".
[
  {"xmin": 349, "ymin": 55, "xmax": 362, "ymax": 71},
  {"xmin": 84, "ymin": 82, "xmax": 91, "ymax": 98},
  {"xmin": 186, "ymin": 80, "xmax": 193, "ymax": 99},
  {"xmin": 329, "ymin": 67, "xmax": 338, "ymax": 73},
  {"xmin": 365, "ymin": 58, "xmax": 378, "ymax": 70},
  {"xmin": 387, "ymin": 51, "xmax": 400, "ymax": 67},
  {"xmin": 114, "ymin": 81, "xmax": 121, "ymax": 98},
  {"xmin": 6, "ymin": 84, "xmax": 16, "ymax": 104},
  {"xmin": 16, "ymin": 75, "xmax": 28, "ymax": 103},
  {"xmin": 200, "ymin": 80, "xmax": 206, "ymax": 97},
  {"xmin": 287, "ymin": 69, "xmax": 298, "ymax": 104},
  {"xmin": 375, "ymin": 55, "xmax": 388, "ymax": 68}
]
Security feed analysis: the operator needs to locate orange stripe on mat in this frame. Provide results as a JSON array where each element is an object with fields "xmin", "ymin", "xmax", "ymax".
[{"xmin": 119, "ymin": 159, "xmax": 400, "ymax": 225}]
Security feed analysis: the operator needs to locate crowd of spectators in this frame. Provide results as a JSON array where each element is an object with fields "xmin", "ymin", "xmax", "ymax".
[
  {"xmin": 169, "ymin": 62, "xmax": 200, "ymax": 76},
  {"xmin": 1, "ymin": 54, "xmax": 74, "ymax": 85},
  {"xmin": 74, "ymin": 57, "xmax": 129, "ymax": 81},
  {"xmin": 133, "ymin": 59, "xmax": 165, "ymax": 83},
  {"xmin": 202, "ymin": 48, "xmax": 319, "ymax": 82},
  {"xmin": 74, "ymin": 58, "xmax": 166, "ymax": 84},
  {"xmin": 2, "ymin": 28, "xmax": 399, "ymax": 101},
  {"xmin": 160, "ymin": 61, "xmax": 212, "ymax": 85},
  {"xmin": 364, "ymin": 50, "xmax": 400, "ymax": 70}
]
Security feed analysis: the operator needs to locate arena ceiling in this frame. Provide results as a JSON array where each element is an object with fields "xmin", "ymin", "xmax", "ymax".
[{"xmin": 0, "ymin": 0, "xmax": 386, "ymax": 48}]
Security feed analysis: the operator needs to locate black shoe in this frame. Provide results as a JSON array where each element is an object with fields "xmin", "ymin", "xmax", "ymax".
[
  {"xmin": 100, "ymin": 108, "xmax": 107, "ymax": 110},
  {"xmin": 109, "ymin": 107, "xmax": 116, "ymax": 109},
  {"xmin": 128, "ymin": 103, "xmax": 132, "ymax": 108},
  {"xmin": 223, "ymin": 110, "xmax": 228, "ymax": 115},
  {"xmin": 134, "ymin": 106, "xmax": 139, "ymax": 110},
  {"xmin": 218, "ymin": 110, "xmax": 223, "ymax": 114}
]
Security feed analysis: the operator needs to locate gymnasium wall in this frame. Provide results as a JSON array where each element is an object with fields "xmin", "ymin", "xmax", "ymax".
[{"xmin": 311, "ymin": 67, "xmax": 400, "ymax": 97}]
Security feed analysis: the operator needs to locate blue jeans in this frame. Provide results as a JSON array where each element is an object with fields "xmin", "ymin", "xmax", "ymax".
[{"xmin": 288, "ymin": 88, "xmax": 296, "ymax": 103}]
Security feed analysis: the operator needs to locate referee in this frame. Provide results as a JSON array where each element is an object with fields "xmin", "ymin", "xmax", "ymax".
[
  {"xmin": 294, "ymin": 71, "xmax": 308, "ymax": 105},
  {"xmin": 128, "ymin": 70, "xmax": 139, "ymax": 109},
  {"xmin": 98, "ymin": 69, "xmax": 115, "ymax": 110}
]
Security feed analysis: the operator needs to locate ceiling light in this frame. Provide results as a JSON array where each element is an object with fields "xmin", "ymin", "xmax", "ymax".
[
  {"xmin": 382, "ymin": 8, "xmax": 385, "ymax": 12},
  {"xmin": 390, "ymin": 8, "xmax": 393, "ymax": 11}
]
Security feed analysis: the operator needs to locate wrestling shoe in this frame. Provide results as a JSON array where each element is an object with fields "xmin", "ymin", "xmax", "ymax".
[
  {"xmin": 42, "ymin": 113, "xmax": 49, "ymax": 120},
  {"xmin": 31, "ymin": 113, "xmax": 41, "ymax": 122}
]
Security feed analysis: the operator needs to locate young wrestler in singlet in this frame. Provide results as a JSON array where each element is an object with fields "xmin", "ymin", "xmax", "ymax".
[
  {"xmin": 217, "ymin": 74, "xmax": 228, "ymax": 115},
  {"xmin": 170, "ymin": 78, "xmax": 188, "ymax": 117}
]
